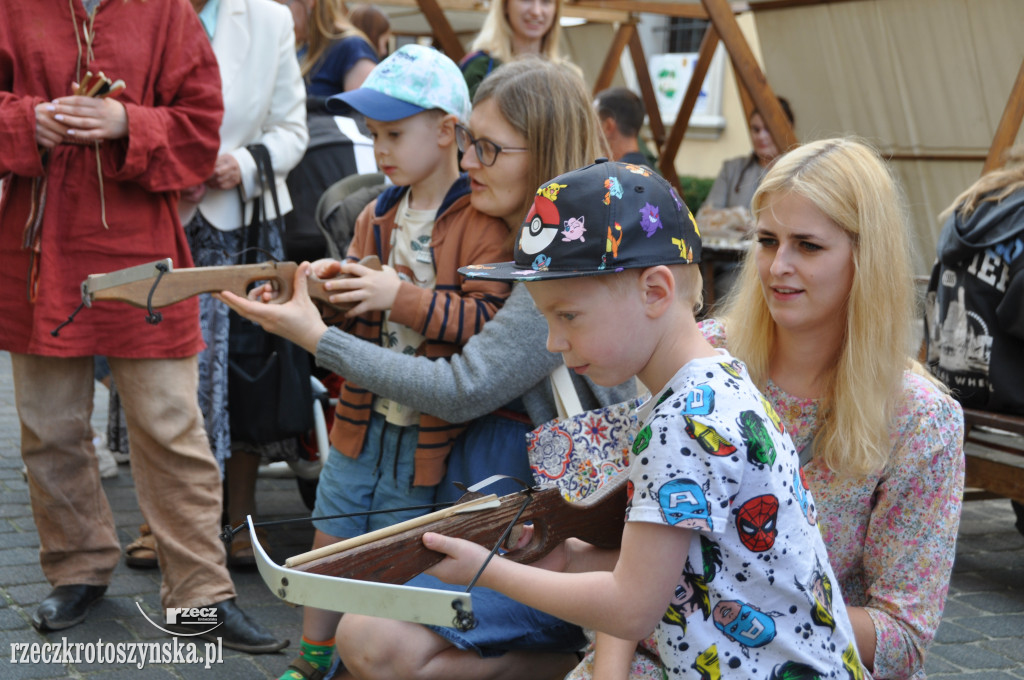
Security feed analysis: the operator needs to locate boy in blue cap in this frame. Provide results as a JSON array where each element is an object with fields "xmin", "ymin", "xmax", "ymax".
[
  {"xmin": 426, "ymin": 160, "xmax": 867, "ymax": 679},
  {"xmin": 279, "ymin": 44, "xmax": 511, "ymax": 680}
]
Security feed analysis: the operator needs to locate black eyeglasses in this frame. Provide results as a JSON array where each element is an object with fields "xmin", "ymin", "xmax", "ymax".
[{"xmin": 455, "ymin": 123, "xmax": 528, "ymax": 167}]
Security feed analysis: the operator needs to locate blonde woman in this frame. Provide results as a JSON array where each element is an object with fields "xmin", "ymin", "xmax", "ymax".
[
  {"xmin": 460, "ymin": 0, "xmax": 565, "ymax": 99},
  {"xmin": 282, "ymin": 0, "xmax": 377, "ymax": 98},
  {"xmin": 712, "ymin": 138, "xmax": 964, "ymax": 678},
  {"xmin": 569, "ymin": 138, "xmax": 966, "ymax": 679}
]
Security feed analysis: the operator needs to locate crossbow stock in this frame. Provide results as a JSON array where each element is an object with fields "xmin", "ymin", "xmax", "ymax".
[
  {"xmin": 80, "ymin": 256, "xmax": 381, "ymax": 319},
  {"xmin": 252, "ymin": 473, "xmax": 628, "ymax": 631}
]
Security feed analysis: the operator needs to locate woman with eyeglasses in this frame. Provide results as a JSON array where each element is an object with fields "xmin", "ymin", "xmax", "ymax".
[{"xmin": 220, "ymin": 57, "xmax": 635, "ymax": 680}]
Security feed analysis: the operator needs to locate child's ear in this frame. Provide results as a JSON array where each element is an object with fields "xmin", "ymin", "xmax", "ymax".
[
  {"xmin": 638, "ymin": 266, "xmax": 676, "ymax": 319},
  {"xmin": 438, "ymin": 113, "xmax": 458, "ymax": 147}
]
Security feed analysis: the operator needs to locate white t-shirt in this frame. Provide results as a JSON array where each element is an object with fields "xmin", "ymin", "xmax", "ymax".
[
  {"xmin": 627, "ymin": 351, "xmax": 865, "ymax": 679},
  {"xmin": 372, "ymin": 191, "xmax": 436, "ymax": 427}
]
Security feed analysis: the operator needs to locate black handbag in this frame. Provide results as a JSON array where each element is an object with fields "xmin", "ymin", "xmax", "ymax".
[{"xmin": 227, "ymin": 144, "xmax": 314, "ymax": 444}]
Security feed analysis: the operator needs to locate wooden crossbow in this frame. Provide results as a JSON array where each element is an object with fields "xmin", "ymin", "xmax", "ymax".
[
  {"xmin": 251, "ymin": 473, "xmax": 629, "ymax": 631},
  {"xmin": 79, "ymin": 256, "xmax": 381, "ymax": 321}
]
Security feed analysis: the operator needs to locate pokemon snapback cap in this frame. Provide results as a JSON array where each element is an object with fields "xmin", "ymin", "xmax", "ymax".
[{"xmin": 460, "ymin": 159, "xmax": 701, "ymax": 281}]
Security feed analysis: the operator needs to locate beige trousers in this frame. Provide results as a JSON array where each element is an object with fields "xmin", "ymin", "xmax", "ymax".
[{"xmin": 12, "ymin": 353, "xmax": 235, "ymax": 608}]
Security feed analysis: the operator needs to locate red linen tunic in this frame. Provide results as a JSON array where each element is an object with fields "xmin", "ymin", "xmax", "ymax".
[{"xmin": 0, "ymin": 0, "xmax": 223, "ymax": 358}]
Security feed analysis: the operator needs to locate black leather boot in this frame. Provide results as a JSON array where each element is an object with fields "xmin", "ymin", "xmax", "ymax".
[
  {"xmin": 165, "ymin": 598, "xmax": 288, "ymax": 654},
  {"xmin": 31, "ymin": 584, "xmax": 107, "ymax": 632}
]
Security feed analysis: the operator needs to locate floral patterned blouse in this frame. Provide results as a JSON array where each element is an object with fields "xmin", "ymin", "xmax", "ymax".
[
  {"xmin": 702, "ymin": 320, "xmax": 965, "ymax": 679},
  {"xmin": 566, "ymin": 321, "xmax": 965, "ymax": 680}
]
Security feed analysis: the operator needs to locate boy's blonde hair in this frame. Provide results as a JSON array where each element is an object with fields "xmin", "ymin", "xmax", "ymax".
[
  {"xmin": 721, "ymin": 138, "xmax": 915, "ymax": 476},
  {"xmin": 471, "ymin": 0, "xmax": 564, "ymax": 64},
  {"xmin": 473, "ymin": 58, "xmax": 609, "ymax": 223},
  {"xmin": 595, "ymin": 265, "xmax": 703, "ymax": 314}
]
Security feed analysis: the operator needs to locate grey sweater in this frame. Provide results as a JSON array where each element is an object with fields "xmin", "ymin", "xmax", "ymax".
[{"xmin": 315, "ymin": 283, "xmax": 637, "ymax": 425}]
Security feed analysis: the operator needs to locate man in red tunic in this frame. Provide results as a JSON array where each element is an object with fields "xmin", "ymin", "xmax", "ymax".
[{"xmin": 0, "ymin": 0, "xmax": 285, "ymax": 652}]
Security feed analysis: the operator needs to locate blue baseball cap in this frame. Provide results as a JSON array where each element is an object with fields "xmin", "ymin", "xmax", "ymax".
[
  {"xmin": 326, "ymin": 44, "xmax": 470, "ymax": 123},
  {"xmin": 459, "ymin": 159, "xmax": 702, "ymax": 281}
]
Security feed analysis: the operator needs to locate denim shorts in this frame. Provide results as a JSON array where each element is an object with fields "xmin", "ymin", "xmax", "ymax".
[
  {"xmin": 312, "ymin": 412, "xmax": 436, "ymax": 538},
  {"xmin": 408, "ymin": 573, "xmax": 587, "ymax": 658}
]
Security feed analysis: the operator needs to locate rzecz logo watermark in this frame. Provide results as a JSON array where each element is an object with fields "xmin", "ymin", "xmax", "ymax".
[
  {"xmin": 137, "ymin": 603, "xmax": 222, "ymax": 636},
  {"xmin": 165, "ymin": 606, "xmax": 219, "ymax": 628}
]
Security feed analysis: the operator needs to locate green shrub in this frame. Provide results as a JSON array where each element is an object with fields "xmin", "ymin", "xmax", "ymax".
[{"xmin": 678, "ymin": 175, "xmax": 715, "ymax": 212}]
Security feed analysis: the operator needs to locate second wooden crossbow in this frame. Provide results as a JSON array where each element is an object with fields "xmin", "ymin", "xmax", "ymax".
[{"xmin": 251, "ymin": 473, "xmax": 629, "ymax": 631}]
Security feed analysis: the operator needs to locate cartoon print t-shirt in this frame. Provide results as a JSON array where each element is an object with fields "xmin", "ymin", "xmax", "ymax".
[{"xmin": 626, "ymin": 351, "xmax": 865, "ymax": 679}]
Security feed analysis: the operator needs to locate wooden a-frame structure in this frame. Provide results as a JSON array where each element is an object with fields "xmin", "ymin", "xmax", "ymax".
[{"xmin": 378, "ymin": 0, "xmax": 1024, "ymax": 186}]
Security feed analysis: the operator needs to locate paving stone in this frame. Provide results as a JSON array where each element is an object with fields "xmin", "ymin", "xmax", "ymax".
[
  {"xmin": 0, "ymin": 548, "xmax": 40, "ymax": 567},
  {"xmin": 954, "ymin": 614, "xmax": 1024, "ymax": 638},
  {"xmin": 935, "ymin": 620, "xmax": 987, "ymax": 644},
  {"xmin": 0, "ymin": 606, "xmax": 30, "ymax": 631},
  {"xmin": 958, "ymin": 591, "xmax": 1024, "ymax": 614},
  {"xmin": 930, "ymin": 641, "xmax": 1019, "ymax": 671},
  {"xmin": 0, "ymin": 564, "xmax": 50, "ymax": 587}
]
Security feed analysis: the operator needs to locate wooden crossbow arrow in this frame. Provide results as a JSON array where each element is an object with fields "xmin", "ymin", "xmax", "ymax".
[{"xmin": 251, "ymin": 473, "xmax": 629, "ymax": 631}]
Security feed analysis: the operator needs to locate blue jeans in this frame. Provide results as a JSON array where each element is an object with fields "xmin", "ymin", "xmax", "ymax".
[{"xmin": 313, "ymin": 412, "xmax": 436, "ymax": 538}]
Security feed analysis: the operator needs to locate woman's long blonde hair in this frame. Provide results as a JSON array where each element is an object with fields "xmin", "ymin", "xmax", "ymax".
[
  {"xmin": 941, "ymin": 145, "xmax": 1024, "ymax": 221},
  {"xmin": 473, "ymin": 57, "xmax": 609, "ymax": 224},
  {"xmin": 471, "ymin": 0, "xmax": 564, "ymax": 64},
  {"xmin": 300, "ymin": 0, "xmax": 370, "ymax": 78},
  {"xmin": 722, "ymin": 138, "xmax": 915, "ymax": 476}
]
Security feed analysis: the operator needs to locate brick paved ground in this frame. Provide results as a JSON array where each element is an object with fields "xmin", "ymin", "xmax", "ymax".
[{"xmin": 1, "ymin": 350, "xmax": 1022, "ymax": 678}]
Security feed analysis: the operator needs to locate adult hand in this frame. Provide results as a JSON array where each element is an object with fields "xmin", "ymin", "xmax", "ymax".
[
  {"xmin": 35, "ymin": 102, "xmax": 68, "ymax": 149},
  {"xmin": 206, "ymin": 154, "xmax": 242, "ymax": 190},
  {"xmin": 422, "ymin": 532, "xmax": 495, "ymax": 586},
  {"xmin": 51, "ymin": 94, "xmax": 128, "ymax": 142},
  {"xmin": 214, "ymin": 262, "xmax": 329, "ymax": 354},
  {"xmin": 323, "ymin": 261, "xmax": 402, "ymax": 317}
]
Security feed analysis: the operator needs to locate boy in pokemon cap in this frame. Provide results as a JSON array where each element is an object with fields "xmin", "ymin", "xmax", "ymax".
[{"xmin": 426, "ymin": 159, "xmax": 866, "ymax": 679}]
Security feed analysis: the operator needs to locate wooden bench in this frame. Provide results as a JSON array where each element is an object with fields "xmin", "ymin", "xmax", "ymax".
[{"xmin": 961, "ymin": 408, "xmax": 1024, "ymax": 504}]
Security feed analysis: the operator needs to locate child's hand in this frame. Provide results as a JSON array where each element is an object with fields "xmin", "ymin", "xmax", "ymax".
[
  {"xmin": 422, "ymin": 532, "xmax": 494, "ymax": 586},
  {"xmin": 323, "ymin": 261, "xmax": 401, "ymax": 317},
  {"xmin": 51, "ymin": 94, "xmax": 127, "ymax": 142},
  {"xmin": 214, "ymin": 261, "xmax": 328, "ymax": 354}
]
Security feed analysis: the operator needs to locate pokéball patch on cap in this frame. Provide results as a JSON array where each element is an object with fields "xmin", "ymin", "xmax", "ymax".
[{"xmin": 459, "ymin": 159, "xmax": 701, "ymax": 281}]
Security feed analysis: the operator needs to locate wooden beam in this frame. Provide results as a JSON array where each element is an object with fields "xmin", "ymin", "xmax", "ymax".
[
  {"xmin": 701, "ymin": 0, "xmax": 797, "ymax": 153},
  {"xmin": 568, "ymin": 0, "xmax": 709, "ymax": 19},
  {"xmin": 983, "ymin": 56, "xmax": 1024, "ymax": 175},
  {"xmin": 593, "ymin": 23, "xmax": 635, "ymax": 95},
  {"xmin": 627, "ymin": 28, "xmax": 666, "ymax": 148},
  {"xmin": 731, "ymin": 60, "xmax": 755, "ymax": 122},
  {"xmin": 885, "ymin": 152, "xmax": 987, "ymax": 163},
  {"xmin": 382, "ymin": 0, "xmax": 631, "ymax": 24},
  {"xmin": 569, "ymin": 0, "xmax": 748, "ymax": 19},
  {"xmin": 747, "ymin": 0, "xmax": 868, "ymax": 12},
  {"xmin": 414, "ymin": 0, "xmax": 466, "ymax": 61},
  {"xmin": 658, "ymin": 25, "xmax": 721, "ymax": 186}
]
